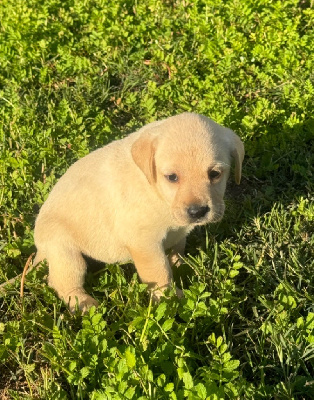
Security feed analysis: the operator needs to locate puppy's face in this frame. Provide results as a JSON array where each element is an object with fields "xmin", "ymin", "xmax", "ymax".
[
  {"xmin": 131, "ymin": 113, "xmax": 244, "ymax": 227},
  {"xmin": 154, "ymin": 148, "xmax": 229, "ymax": 226}
]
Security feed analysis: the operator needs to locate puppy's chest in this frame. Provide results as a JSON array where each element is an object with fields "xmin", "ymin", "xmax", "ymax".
[{"xmin": 163, "ymin": 227, "xmax": 189, "ymax": 249}]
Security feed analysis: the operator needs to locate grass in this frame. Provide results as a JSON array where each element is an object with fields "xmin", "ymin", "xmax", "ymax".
[{"xmin": 0, "ymin": 0, "xmax": 313, "ymax": 398}]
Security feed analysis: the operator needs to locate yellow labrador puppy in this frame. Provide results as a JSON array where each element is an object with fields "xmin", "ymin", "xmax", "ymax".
[{"xmin": 34, "ymin": 112, "xmax": 244, "ymax": 312}]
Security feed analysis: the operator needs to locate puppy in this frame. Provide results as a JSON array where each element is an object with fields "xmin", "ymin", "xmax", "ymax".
[{"xmin": 33, "ymin": 113, "xmax": 244, "ymax": 312}]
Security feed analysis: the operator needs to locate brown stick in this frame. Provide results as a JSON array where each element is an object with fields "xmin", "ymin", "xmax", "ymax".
[
  {"xmin": 20, "ymin": 253, "xmax": 35, "ymax": 297},
  {"xmin": 0, "ymin": 253, "xmax": 35, "ymax": 296}
]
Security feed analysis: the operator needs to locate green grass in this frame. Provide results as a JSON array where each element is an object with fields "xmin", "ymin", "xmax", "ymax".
[{"xmin": 0, "ymin": 0, "xmax": 313, "ymax": 398}]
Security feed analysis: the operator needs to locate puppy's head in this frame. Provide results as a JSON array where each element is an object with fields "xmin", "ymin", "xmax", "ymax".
[{"xmin": 131, "ymin": 113, "xmax": 244, "ymax": 227}]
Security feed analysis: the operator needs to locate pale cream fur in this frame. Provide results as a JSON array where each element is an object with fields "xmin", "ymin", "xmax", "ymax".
[{"xmin": 33, "ymin": 113, "xmax": 244, "ymax": 312}]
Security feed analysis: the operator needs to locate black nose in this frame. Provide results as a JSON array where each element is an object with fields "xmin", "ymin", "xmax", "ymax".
[{"xmin": 187, "ymin": 204, "xmax": 210, "ymax": 220}]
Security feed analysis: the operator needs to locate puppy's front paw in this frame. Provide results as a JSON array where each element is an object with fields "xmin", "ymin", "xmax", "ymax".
[
  {"xmin": 151, "ymin": 285, "xmax": 184, "ymax": 301},
  {"xmin": 66, "ymin": 289, "xmax": 99, "ymax": 314},
  {"xmin": 169, "ymin": 253, "xmax": 183, "ymax": 267},
  {"xmin": 176, "ymin": 287, "xmax": 184, "ymax": 298}
]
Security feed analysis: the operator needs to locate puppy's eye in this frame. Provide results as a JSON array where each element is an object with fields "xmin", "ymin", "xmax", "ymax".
[
  {"xmin": 165, "ymin": 173, "xmax": 179, "ymax": 182},
  {"xmin": 208, "ymin": 170, "xmax": 221, "ymax": 180}
]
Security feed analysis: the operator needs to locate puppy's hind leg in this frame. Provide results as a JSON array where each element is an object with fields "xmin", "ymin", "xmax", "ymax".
[{"xmin": 46, "ymin": 243, "xmax": 99, "ymax": 313}]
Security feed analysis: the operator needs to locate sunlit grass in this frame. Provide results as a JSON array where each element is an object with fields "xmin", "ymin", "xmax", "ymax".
[{"xmin": 0, "ymin": 0, "xmax": 313, "ymax": 398}]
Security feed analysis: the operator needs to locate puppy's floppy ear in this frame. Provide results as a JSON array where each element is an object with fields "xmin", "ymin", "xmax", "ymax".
[
  {"xmin": 131, "ymin": 132, "xmax": 158, "ymax": 184},
  {"xmin": 225, "ymin": 129, "xmax": 245, "ymax": 185}
]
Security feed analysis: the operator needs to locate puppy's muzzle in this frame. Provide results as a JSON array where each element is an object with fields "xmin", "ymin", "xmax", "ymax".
[{"xmin": 187, "ymin": 204, "xmax": 210, "ymax": 221}]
